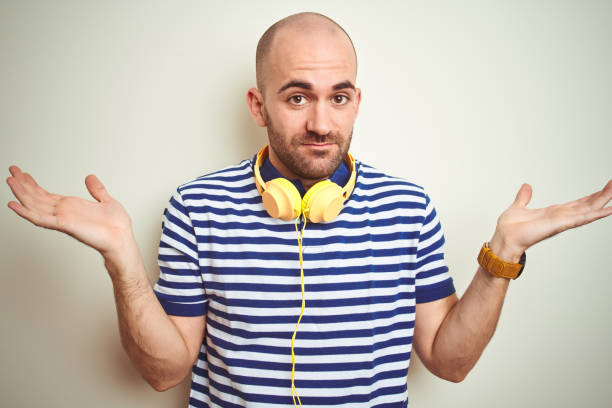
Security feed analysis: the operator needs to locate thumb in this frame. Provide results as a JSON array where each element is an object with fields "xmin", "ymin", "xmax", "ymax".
[
  {"xmin": 513, "ymin": 183, "xmax": 533, "ymax": 208},
  {"xmin": 85, "ymin": 174, "xmax": 111, "ymax": 202}
]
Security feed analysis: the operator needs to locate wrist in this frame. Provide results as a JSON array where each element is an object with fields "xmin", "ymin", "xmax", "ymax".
[
  {"xmin": 478, "ymin": 238, "xmax": 527, "ymax": 281},
  {"xmin": 101, "ymin": 232, "xmax": 144, "ymax": 281},
  {"xmin": 488, "ymin": 232, "xmax": 524, "ymax": 263}
]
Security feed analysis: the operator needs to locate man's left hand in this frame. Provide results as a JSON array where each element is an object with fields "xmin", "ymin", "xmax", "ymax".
[{"xmin": 489, "ymin": 180, "xmax": 612, "ymax": 262}]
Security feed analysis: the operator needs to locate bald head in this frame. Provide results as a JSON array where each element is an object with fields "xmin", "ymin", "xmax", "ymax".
[{"xmin": 255, "ymin": 12, "xmax": 357, "ymax": 92}]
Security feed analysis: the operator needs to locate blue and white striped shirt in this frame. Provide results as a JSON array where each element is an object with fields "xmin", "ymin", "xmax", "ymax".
[{"xmin": 154, "ymin": 156, "xmax": 455, "ymax": 407}]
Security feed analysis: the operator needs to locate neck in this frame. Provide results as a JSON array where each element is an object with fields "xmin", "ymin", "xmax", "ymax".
[{"xmin": 268, "ymin": 153, "xmax": 327, "ymax": 191}]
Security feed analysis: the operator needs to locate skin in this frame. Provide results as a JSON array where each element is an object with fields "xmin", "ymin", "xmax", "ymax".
[
  {"xmin": 247, "ymin": 18, "xmax": 361, "ymax": 189},
  {"xmin": 6, "ymin": 169, "xmax": 204, "ymax": 391},
  {"xmin": 5, "ymin": 13, "xmax": 612, "ymax": 390}
]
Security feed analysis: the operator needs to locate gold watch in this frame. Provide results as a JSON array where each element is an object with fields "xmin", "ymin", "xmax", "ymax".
[{"xmin": 477, "ymin": 242, "xmax": 526, "ymax": 280}]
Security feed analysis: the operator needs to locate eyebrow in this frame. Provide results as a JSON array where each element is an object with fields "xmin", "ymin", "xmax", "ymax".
[
  {"xmin": 277, "ymin": 80, "xmax": 356, "ymax": 94},
  {"xmin": 332, "ymin": 80, "xmax": 356, "ymax": 91},
  {"xmin": 277, "ymin": 80, "xmax": 311, "ymax": 93}
]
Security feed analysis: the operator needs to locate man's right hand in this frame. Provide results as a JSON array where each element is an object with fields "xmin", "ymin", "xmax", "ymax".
[
  {"xmin": 6, "ymin": 165, "xmax": 204, "ymax": 390},
  {"xmin": 6, "ymin": 165, "xmax": 133, "ymax": 260}
]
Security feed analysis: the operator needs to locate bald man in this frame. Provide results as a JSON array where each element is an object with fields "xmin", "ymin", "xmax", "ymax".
[{"xmin": 6, "ymin": 12, "xmax": 612, "ymax": 408}]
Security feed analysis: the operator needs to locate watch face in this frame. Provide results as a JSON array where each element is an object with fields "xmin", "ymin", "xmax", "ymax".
[{"xmin": 517, "ymin": 252, "xmax": 527, "ymax": 278}]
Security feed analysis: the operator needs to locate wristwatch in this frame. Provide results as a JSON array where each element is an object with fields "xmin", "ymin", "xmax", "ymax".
[{"xmin": 477, "ymin": 242, "xmax": 526, "ymax": 280}]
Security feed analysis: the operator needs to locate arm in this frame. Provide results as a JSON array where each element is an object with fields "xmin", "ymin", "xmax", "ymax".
[
  {"xmin": 413, "ymin": 180, "xmax": 612, "ymax": 382},
  {"xmin": 6, "ymin": 166, "xmax": 205, "ymax": 391},
  {"xmin": 106, "ymin": 240, "xmax": 205, "ymax": 391}
]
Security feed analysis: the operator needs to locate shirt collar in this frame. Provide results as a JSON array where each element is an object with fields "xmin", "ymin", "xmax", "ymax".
[{"xmin": 254, "ymin": 153, "xmax": 351, "ymax": 197}]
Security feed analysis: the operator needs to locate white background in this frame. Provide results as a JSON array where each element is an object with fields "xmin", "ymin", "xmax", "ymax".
[{"xmin": 1, "ymin": 1, "xmax": 611, "ymax": 407}]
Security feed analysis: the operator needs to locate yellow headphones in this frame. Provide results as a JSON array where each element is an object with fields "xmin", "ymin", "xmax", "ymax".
[{"xmin": 253, "ymin": 145, "xmax": 357, "ymax": 223}]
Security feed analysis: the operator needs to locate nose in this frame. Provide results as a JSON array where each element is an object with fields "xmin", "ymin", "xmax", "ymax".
[{"xmin": 306, "ymin": 101, "xmax": 333, "ymax": 137}]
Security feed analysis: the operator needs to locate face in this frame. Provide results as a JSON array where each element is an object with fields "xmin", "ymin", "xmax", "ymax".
[
  {"xmin": 263, "ymin": 104, "xmax": 353, "ymax": 181},
  {"xmin": 248, "ymin": 26, "xmax": 361, "ymax": 185}
]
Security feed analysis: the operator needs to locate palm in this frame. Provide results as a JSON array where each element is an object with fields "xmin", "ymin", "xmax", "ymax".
[
  {"xmin": 495, "ymin": 181, "xmax": 612, "ymax": 256},
  {"xmin": 6, "ymin": 166, "xmax": 132, "ymax": 254}
]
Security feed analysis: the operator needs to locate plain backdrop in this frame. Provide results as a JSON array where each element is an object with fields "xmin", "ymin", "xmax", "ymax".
[{"xmin": 1, "ymin": 1, "xmax": 611, "ymax": 407}]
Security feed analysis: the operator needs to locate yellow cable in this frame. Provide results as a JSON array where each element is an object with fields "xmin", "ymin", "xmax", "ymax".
[{"xmin": 291, "ymin": 214, "xmax": 307, "ymax": 408}]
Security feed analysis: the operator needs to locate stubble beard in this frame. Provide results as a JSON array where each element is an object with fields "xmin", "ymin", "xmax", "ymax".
[{"xmin": 265, "ymin": 110, "xmax": 352, "ymax": 180}]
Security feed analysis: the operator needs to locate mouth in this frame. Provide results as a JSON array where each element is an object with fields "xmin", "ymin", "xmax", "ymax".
[
  {"xmin": 301, "ymin": 143, "xmax": 336, "ymax": 156},
  {"xmin": 302, "ymin": 142, "xmax": 334, "ymax": 149}
]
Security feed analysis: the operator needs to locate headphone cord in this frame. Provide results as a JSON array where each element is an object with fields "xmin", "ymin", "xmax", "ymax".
[{"xmin": 291, "ymin": 213, "xmax": 307, "ymax": 408}]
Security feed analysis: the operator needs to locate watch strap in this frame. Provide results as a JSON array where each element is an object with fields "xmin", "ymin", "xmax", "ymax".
[{"xmin": 477, "ymin": 242, "xmax": 526, "ymax": 280}]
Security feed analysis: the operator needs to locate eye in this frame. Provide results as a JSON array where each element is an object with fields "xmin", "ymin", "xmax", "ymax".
[
  {"xmin": 288, "ymin": 95, "xmax": 307, "ymax": 105},
  {"xmin": 332, "ymin": 95, "xmax": 349, "ymax": 105}
]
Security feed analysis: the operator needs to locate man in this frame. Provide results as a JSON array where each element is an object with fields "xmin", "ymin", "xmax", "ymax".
[{"xmin": 6, "ymin": 12, "xmax": 611, "ymax": 408}]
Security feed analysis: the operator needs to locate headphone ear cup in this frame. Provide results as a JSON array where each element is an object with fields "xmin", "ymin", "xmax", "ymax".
[
  {"xmin": 262, "ymin": 178, "xmax": 302, "ymax": 221},
  {"xmin": 302, "ymin": 180, "xmax": 344, "ymax": 223}
]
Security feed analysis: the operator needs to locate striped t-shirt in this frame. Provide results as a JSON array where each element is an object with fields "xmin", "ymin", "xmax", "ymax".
[{"xmin": 153, "ymin": 156, "xmax": 455, "ymax": 407}]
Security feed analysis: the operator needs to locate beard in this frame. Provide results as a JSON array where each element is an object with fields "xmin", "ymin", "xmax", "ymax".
[{"xmin": 265, "ymin": 109, "xmax": 353, "ymax": 180}]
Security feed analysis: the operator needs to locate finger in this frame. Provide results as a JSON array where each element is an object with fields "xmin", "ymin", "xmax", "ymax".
[
  {"xmin": 22, "ymin": 172, "xmax": 41, "ymax": 190},
  {"xmin": 9, "ymin": 166, "xmax": 36, "ymax": 187},
  {"xmin": 578, "ymin": 205, "xmax": 612, "ymax": 227},
  {"xmin": 7, "ymin": 173, "xmax": 56, "ymax": 209},
  {"xmin": 8, "ymin": 167, "xmax": 44, "ymax": 198},
  {"xmin": 592, "ymin": 179, "xmax": 612, "ymax": 209},
  {"xmin": 8, "ymin": 165, "xmax": 23, "ymax": 177},
  {"xmin": 513, "ymin": 183, "xmax": 533, "ymax": 208},
  {"xmin": 8, "ymin": 166, "xmax": 53, "ymax": 193},
  {"xmin": 566, "ymin": 190, "xmax": 600, "ymax": 207},
  {"xmin": 6, "ymin": 175, "xmax": 32, "ymax": 207},
  {"xmin": 567, "ymin": 179, "xmax": 612, "ymax": 209},
  {"xmin": 8, "ymin": 201, "xmax": 58, "ymax": 229},
  {"xmin": 85, "ymin": 174, "xmax": 111, "ymax": 203},
  {"xmin": 18, "ymin": 171, "xmax": 46, "ymax": 198}
]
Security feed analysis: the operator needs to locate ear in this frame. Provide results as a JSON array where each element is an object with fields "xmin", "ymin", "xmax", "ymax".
[
  {"xmin": 354, "ymin": 87, "xmax": 362, "ymax": 117},
  {"xmin": 246, "ymin": 88, "xmax": 267, "ymax": 127}
]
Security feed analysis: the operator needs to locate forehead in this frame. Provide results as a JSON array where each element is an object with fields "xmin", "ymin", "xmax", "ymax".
[{"xmin": 265, "ymin": 27, "xmax": 357, "ymax": 93}]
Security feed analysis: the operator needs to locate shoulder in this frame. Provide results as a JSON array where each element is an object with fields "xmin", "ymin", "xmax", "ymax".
[
  {"xmin": 165, "ymin": 159, "xmax": 259, "ymax": 212},
  {"xmin": 176, "ymin": 160, "xmax": 254, "ymax": 194},
  {"xmin": 354, "ymin": 161, "xmax": 430, "ymax": 207}
]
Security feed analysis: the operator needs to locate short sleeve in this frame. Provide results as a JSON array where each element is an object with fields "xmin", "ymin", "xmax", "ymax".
[
  {"xmin": 153, "ymin": 188, "xmax": 208, "ymax": 316},
  {"xmin": 414, "ymin": 194, "xmax": 456, "ymax": 303}
]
